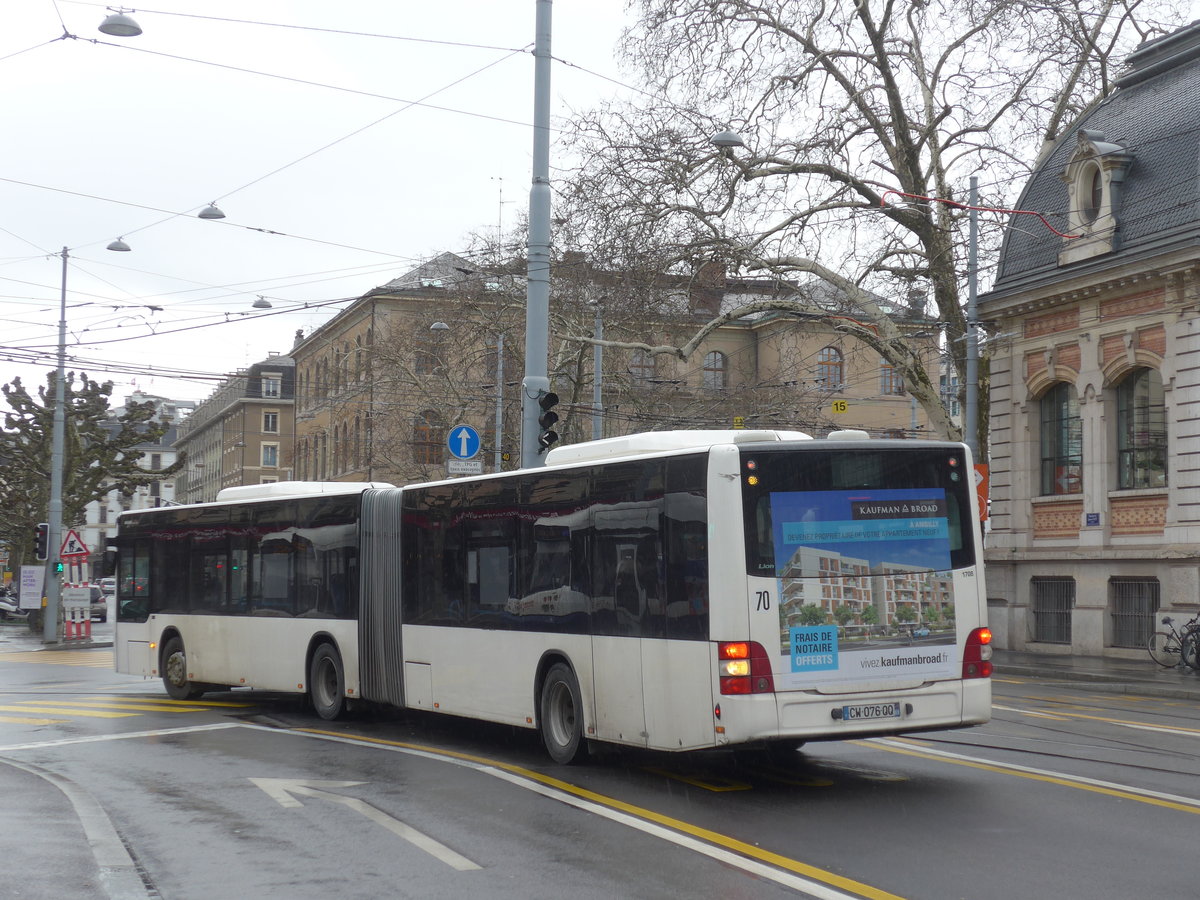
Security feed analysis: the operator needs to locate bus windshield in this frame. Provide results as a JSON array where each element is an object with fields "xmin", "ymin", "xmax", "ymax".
[{"xmin": 742, "ymin": 445, "xmax": 975, "ymax": 577}]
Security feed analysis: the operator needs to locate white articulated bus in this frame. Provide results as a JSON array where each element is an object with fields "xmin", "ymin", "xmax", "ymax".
[{"xmin": 112, "ymin": 429, "xmax": 991, "ymax": 762}]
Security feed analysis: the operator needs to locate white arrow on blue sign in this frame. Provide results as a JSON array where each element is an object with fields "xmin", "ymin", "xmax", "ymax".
[{"xmin": 447, "ymin": 424, "xmax": 481, "ymax": 460}]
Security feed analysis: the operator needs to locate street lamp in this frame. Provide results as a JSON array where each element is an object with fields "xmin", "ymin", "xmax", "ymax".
[{"xmin": 98, "ymin": 10, "xmax": 142, "ymax": 37}]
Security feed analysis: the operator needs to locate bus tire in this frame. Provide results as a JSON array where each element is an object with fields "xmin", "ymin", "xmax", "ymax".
[
  {"xmin": 309, "ymin": 643, "xmax": 346, "ymax": 721},
  {"xmin": 161, "ymin": 636, "xmax": 206, "ymax": 701},
  {"xmin": 539, "ymin": 662, "xmax": 585, "ymax": 764}
]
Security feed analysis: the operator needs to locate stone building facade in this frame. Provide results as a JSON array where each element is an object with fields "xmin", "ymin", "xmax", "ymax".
[
  {"xmin": 290, "ymin": 252, "xmax": 945, "ymax": 489},
  {"xmin": 174, "ymin": 354, "xmax": 295, "ymax": 503},
  {"xmin": 980, "ymin": 24, "xmax": 1200, "ymax": 657}
]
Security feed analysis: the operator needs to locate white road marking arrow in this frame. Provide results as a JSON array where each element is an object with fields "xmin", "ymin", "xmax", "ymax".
[{"xmin": 249, "ymin": 778, "xmax": 481, "ymax": 871}]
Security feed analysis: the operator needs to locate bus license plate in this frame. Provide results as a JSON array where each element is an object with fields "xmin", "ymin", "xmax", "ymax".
[{"xmin": 842, "ymin": 702, "xmax": 901, "ymax": 721}]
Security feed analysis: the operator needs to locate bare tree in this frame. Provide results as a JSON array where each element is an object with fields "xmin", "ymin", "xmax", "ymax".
[{"xmin": 559, "ymin": 0, "xmax": 1185, "ymax": 452}]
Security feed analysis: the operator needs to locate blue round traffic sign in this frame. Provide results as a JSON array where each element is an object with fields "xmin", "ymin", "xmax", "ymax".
[{"xmin": 447, "ymin": 424, "xmax": 481, "ymax": 460}]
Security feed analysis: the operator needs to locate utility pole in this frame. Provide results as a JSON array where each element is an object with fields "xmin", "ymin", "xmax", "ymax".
[
  {"xmin": 44, "ymin": 247, "xmax": 68, "ymax": 643},
  {"xmin": 965, "ymin": 177, "xmax": 980, "ymax": 458},
  {"xmin": 521, "ymin": 0, "xmax": 553, "ymax": 467}
]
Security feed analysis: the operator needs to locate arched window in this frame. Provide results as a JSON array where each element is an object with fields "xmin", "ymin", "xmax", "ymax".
[
  {"xmin": 629, "ymin": 349, "xmax": 655, "ymax": 383},
  {"xmin": 817, "ymin": 346, "xmax": 843, "ymax": 389},
  {"xmin": 1116, "ymin": 368, "xmax": 1166, "ymax": 489},
  {"xmin": 1082, "ymin": 163, "xmax": 1103, "ymax": 224},
  {"xmin": 354, "ymin": 416, "xmax": 362, "ymax": 470},
  {"xmin": 702, "ymin": 351, "xmax": 727, "ymax": 390},
  {"xmin": 1039, "ymin": 382, "xmax": 1082, "ymax": 495},
  {"xmin": 412, "ymin": 411, "xmax": 445, "ymax": 465}
]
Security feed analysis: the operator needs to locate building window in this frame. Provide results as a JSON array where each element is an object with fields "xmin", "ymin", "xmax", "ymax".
[
  {"xmin": 1116, "ymin": 368, "xmax": 1166, "ymax": 490},
  {"xmin": 150, "ymin": 453, "xmax": 162, "ymax": 470},
  {"xmin": 1039, "ymin": 382, "xmax": 1081, "ymax": 495},
  {"xmin": 262, "ymin": 374, "xmax": 282, "ymax": 398},
  {"xmin": 412, "ymin": 411, "xmax": 445, "ymax": 465},
  {"xmin": 1031, "ymin": 577, "xmax": 1074, "ymax": 645},
  {"xmin": 1109, "ymin": 578, "xmax": 1158, "ymax": 649},
  {"xmin": 702, "ymin": 351, "xmax": 727, "ymax": 390},
  {"xmin": 1082, "ymin": 163, "xmax": 1103, "ymax": 224},
  {"xmin": 629, "ymin": 349, "xmax": 655, "ymax": 383},
  {"xmin": 98, "ymin": 505, "xmax": 108, "ymax": 524},
  {"xmin": 880, "ymin": 360, "xmax": 905, "ymax": 395},
  {"xmin": 260, "ymin": 476, "xmax": 278, "ymax": 485},
  {"xmin": 263, "ymin": 411, "xmax": 279, "ymax": 434},
  {"xmin": 817, "ymin": 346, "xmax": 843, "ymax": 390},
  {"xmin": 262, "ymin": 443, "xmax": 279, "ymax": 468}
]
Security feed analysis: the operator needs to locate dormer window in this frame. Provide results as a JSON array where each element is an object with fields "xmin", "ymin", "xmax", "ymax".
[
  {"xmin": 1082, "ymin": 163, "xmax": 1103, "ymax": 224},
  {"xmin": 1059, "ymin": 130, "xmax": 1134, "ymax": 265}
]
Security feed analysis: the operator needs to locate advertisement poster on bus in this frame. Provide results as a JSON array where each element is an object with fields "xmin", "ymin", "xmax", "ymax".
[{"xmin": 768, "ymin": 488, "xmax": 958, "ymax": 687}]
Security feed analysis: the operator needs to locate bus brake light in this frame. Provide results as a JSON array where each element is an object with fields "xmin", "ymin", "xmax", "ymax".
[
  {"xmin": 962, "ymin": 626, "xmax": 993, "ymax": 679},
  {"xmin": 718, "ymin": 641, "xmax": 775, "ymax": 695}
]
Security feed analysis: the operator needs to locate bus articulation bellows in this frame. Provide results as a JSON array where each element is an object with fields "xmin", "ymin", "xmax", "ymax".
[{"xmin": 112, "ymin": 429, "xmax": 991, "ymax": 762}]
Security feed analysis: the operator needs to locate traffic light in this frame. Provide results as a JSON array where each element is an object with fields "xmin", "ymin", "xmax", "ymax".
[
  {"xmin": 537, "ymin": 391, "xmax": 560, "ymax": 453},
  {"xmin": 34, "ymin": 522, "xmax": 48, "ymax": 561}
]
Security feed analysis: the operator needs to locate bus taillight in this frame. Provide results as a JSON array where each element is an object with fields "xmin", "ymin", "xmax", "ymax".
[
  {"xmin": 962, "ymin": 626, "xmax": 993, "ymax": 679},
  {"xmin": 718, "ymin": 641, "xmax": 776, "ymax": 694}
]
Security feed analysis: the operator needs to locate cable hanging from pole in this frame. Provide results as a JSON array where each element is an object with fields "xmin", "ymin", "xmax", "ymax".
[{"xmin": 879, "ymin": 189, "xmax": 1081, "ymax": 239}]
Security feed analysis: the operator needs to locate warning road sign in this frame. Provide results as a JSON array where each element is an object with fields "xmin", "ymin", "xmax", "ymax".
[{"xmin": 60, "ymin": 529, "xmax": 90, "ymax": 558}]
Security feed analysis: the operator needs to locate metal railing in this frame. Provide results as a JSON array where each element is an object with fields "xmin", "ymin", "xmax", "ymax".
[
  {"xmin": 1109, "ymin": 578, "xmax": 1159, "ymax": 649},
  {"xmin": 1031, "ymin": 577, "xmax": 1075, "ymax": 644}
]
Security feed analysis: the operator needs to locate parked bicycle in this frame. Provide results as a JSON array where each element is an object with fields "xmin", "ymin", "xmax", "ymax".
[{"xmin": 1147, "ymin": 612, "xmax": 1200, "ymax": 669}]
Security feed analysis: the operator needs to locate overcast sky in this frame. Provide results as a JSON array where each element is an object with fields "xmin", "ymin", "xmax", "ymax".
[{"xmin": 1, "ymin": 0, "xmax": 631, "ymax": 405}]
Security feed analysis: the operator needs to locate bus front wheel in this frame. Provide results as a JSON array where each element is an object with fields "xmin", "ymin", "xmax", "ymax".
[
  {"xmin": 161, "ymin": 636, "xmax": 205, "ymax": 701},
  {"xmin": 539, "ymin": 662, "xmax": 585, "ymax": 764},
  {"xmin": 309, "ymin": 643, "xmax": 346, "ymax": 720}
]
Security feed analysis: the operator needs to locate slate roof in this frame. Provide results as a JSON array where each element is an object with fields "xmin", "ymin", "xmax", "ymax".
[{"xmin": 986, "ymin": 21, "xmax": 1200, "ymax": 298}]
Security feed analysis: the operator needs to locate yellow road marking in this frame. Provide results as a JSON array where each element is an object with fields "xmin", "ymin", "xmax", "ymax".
[
  {"xmin": 0, "ymin": 715, "xmax": 67, "ymax": 725},
  {"xmin": 24, "ymin": 700, "xmax": 203, "ymax": 713},
  {"xmin": 991, "ymin": 703, "xmax": 1069, "ymax": 721},
  {"xmin": 867, "ymin": 739, "xmax": 1200, "ymax": 815},
  {"xmin": 641, "ymin": 767, "xmax": 752, "ymax": 791},
  {"xmin": 298, "ymin": 727, "xmax": 905, "ymax": 900},
  {"xmin": 0, "ymin": 650, "xmax": 114, "ymax": 668},
  {"xmin": 0, "ymin": 704, "xmax": 135, "ymax": 719}
]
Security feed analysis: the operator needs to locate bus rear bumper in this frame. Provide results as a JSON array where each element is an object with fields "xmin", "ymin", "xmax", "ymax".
[{"xmin": 720, "ymin": 679, "xmax": 990, "ymax": 744}]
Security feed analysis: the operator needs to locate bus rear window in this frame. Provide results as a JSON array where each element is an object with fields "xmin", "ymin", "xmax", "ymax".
[{"xmin": 742, "ymin": 447, "xmax": 975, "ymax": 576}]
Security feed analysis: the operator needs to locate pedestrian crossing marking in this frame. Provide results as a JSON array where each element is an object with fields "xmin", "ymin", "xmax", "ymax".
[
  {"xmin": 0, "ymin": 715, "xmax": 68, "ymax": 725},
  {"xmin": 0, "ymin": 649, "xmax": 115, "ymax": 668}
]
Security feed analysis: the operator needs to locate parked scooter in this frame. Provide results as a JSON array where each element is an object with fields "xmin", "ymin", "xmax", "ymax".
[{"xmin": 0, "ymin": 589, "xmax": 30, "ymax": 622}]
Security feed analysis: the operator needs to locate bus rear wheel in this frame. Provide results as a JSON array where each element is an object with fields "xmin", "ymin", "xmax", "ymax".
[
  {"xmin": 161, "ymin": 636, "xmax": 206, "ymax": 701},
  {"xmin": 309, "ymin": 643, "xmax": 346, "ymax": 721},
  {"xmin": 539, "ymin": 662, "xmax": 585, "ymax": 764}
]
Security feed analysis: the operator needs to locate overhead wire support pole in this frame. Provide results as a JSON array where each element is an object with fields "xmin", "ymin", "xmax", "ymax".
[
  {"xmin": 965, "ymin": 177, "xmax": 979, "ymax": 458},
  {"xmin": 521, "ymin": 0, "xmax": 553, "ymax": 468},
  {"xmin": 44, "ymin": 247, "xmax": 68, "ymax": 643}
]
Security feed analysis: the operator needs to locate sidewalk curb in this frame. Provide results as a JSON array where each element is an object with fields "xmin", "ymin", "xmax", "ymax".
[{"xmin": 995, "ymin": 662, "xmax": 1200, "ymax": 701}]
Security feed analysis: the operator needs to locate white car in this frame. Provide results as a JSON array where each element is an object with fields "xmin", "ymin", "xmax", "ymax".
[{"xmin": 99, "ymin": 577, "xmax": 116, "ymax": 596}]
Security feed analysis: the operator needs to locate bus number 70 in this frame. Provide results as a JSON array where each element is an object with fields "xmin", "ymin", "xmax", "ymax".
[{"xmin": 756, "ymin": 590, "xmax": 771, "ymax": 611}]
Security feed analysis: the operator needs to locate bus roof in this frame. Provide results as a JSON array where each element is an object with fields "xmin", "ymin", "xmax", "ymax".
[
  {"xmin": 544, "ymin": 429, "xmax": 813, "ymax": 466},
  {"xmin": 214, "ymin": 481, "xmax": 396, "ymax": 503}
]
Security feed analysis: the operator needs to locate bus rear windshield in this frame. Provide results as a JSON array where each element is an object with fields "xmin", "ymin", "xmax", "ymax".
[{"xmin": 742, "ymin": 446, "xmax": 976, "ymax": 577}]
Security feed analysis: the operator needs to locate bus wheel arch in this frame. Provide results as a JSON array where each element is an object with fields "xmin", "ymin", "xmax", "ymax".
[
  {"xmin": 308, "ymin": 638, "xmax": 347, "ymax": 721},
  {"xmin": 537, "ymin": 657, "xmax": 586, "ymax": 764},
  {"xmin": 160, "ymin": 632, "xmax": 206, "ymax": 701}
]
